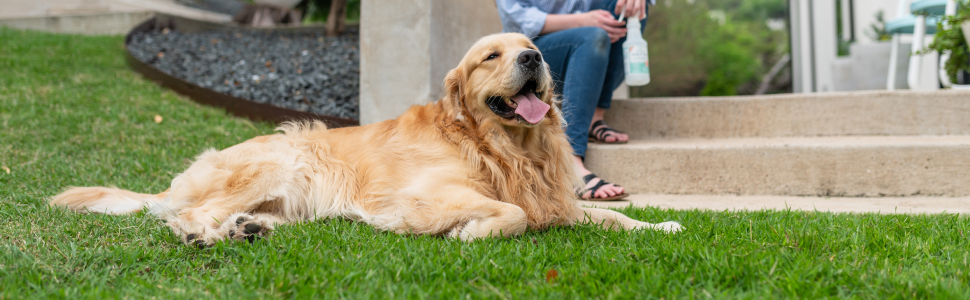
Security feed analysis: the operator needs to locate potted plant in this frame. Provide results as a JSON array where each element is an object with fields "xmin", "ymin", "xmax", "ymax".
[{"xmin": 922, "ymin": 1, "xmax": 970, "ymax": 88}]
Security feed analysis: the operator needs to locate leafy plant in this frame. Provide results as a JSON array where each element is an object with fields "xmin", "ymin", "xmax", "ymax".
[
  {"xmin": 296, "ymin": 0, "xmax": 360, "ymax": 24},
  {"xmin": 921, "ymin": 2, "xmax": 970, "ymax": 84},
  {"xmin": 632, "ymin": 0, "xmax": 783, "ymax": 97},
  {"xmin": 700, "ymin": 0, "xmax": 787, "ymax": 21},
  {"xmin": 698, "ymin": 16, "xmax": 762, "ymax": 96},
  {"xmin": 836, "ymin": 0, "xmax": 852, "ymax": 56},
  {"xmin": 866, "ymin": 11, "xmax": 892, "ymax": 42}
]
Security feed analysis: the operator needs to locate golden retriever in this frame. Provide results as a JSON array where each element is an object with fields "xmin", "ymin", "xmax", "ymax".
[{"xmin": 51, "ymin": 33, "xmax": 682, "ymax": 246}]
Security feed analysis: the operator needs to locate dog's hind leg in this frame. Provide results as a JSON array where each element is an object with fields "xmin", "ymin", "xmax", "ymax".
[
  {"xmin": 220, "ymin": 212, "xmax": 283, "ymax": 243},
  {"xmin": 167, "ymin": 203, "xmax": 238, "ymax": 247},
  {"xmin": 161, "ymin": 149, "xmax": 309, "ymax": 247},
  {"xmin": 168, "ymin": 201, "xmax": 292, "ymax": 247},
  {"xmin": 169, "ymin": 193, "xmax": 298, "ymax": 247},
  {"xmin": 571, "ymin": 206, "xmax": 682, "ymax": 233}
]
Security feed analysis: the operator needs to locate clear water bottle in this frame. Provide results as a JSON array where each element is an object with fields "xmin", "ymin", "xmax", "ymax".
[{"xmin": 622, "ymin": 16, "xmax": 650, "ymax": 86}]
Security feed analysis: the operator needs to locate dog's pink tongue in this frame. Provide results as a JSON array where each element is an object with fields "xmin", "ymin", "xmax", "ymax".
[{"xmin": 511, "ymin": 92, "xmax": 549, "ymax": 124}]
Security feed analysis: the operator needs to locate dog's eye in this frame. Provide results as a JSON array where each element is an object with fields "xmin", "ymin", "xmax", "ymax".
[{"xmin": 484, "ymin": 53, "xmax": 499, "ymax": 61}]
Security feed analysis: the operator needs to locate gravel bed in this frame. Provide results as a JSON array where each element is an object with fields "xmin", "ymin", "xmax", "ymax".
[{"xmin": 127, "ymin": 28, "xmax": 359, "ymax": 120}]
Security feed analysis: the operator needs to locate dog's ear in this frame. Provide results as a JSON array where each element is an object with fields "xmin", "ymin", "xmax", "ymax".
[{"xmin": 442, "ymin": 67, "xmax": 466, "ymax": 121}]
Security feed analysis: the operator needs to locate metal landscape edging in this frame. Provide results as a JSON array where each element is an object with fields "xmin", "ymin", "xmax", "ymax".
[{"xmin": 124, "ymin": 14, "xmax": 359, "ymax": 128}]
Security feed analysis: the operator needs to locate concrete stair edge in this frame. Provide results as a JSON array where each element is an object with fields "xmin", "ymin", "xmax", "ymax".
[
  {"xmin": 579, "ymin": 193, "xmax": 970, "ymax": 214},
  {"xmin": 605, "ymin": 89, "xmax": 970, "ymax": 139},
  {"xmin": 584, "ymin": 135, "xmax": 970, "ymax": 197}
]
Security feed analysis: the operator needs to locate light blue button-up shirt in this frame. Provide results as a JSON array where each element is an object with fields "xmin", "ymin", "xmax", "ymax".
[{"xmin": 495, "ymin": 0, "xmax": 654, "ymax": 39}]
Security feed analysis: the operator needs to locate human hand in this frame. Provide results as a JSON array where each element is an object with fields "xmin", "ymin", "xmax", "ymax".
[
  {"xmin": 580, "ymin": 10, "xmax": 626, "ymax": 43},
  {"xmin": 615, "ymin": 0, "xmax": 646, "ymax": 20}
]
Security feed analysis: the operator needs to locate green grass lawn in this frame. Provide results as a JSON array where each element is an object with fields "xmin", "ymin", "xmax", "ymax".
[{"xmin": 2, "ymin": 27, "xmax": 970, "ymax": 299}]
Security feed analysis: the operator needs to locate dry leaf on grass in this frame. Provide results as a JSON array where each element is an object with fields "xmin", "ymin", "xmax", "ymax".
[{"xmin": 545, "ymin": 269, "xmax": 558, "ymax": 283}]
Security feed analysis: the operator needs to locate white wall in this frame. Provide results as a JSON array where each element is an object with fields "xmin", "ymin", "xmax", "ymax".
[{"xmin": 852, "ymin": 0, "xmax": 901, "ymax": 44}]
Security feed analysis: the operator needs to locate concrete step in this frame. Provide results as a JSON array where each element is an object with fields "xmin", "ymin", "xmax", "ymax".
[
  {"xmin": 578, "ymin": 194, "xmax": 970, "ymax": 214},
  {"xmin": 584, "ymin": 135, "xmax": 970, "ymax": 197},
  {"xmin": 604, "ymin": 89, "xmax": 970, "ymax": 139}
]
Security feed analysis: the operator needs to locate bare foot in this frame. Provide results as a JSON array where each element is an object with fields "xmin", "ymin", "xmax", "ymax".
[
  {"xmin": 590, "ymin": 108, "xmax": 629, "ymax": 143},
  {"xmin": 573, "ymin": 156, "xmax": 626, "ymax": 199}
]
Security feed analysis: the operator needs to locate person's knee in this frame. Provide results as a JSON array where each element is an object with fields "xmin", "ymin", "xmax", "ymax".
[{"xmin": 577, "ymin": 27, "xmax": 611, "ymax": 56}]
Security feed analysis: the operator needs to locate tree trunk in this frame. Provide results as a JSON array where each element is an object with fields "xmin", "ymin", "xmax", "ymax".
[{"xmin": 326, "ymin": 0, "xmax": 347, "ymax": 36}]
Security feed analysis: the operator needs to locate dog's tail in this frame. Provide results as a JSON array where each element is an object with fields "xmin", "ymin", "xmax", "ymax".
[{"xmin": 50, "ymin": 186, "xmax": 169, "ymax": 215}]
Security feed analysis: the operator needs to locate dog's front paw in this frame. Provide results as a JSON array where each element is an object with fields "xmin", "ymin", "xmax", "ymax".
[
  {"xmin": 656, "ymin": 221, "xmax": 683, "ymax": 233},
  {"xmin": 634, "ymin": 221, "xmax": 683, "ymax": 233},
  {"xmin": 226, "ymin": 213, "xmax": 274, "ymax": 243}
]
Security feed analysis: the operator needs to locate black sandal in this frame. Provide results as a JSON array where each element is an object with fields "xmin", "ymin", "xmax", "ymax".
[
  {"xmin": 588, "ymin": 120, "xmax": 628, "ymax": 144},
  {"xmin": 576, "ymin": 173, "xmax": 629, "ymax": 201}
]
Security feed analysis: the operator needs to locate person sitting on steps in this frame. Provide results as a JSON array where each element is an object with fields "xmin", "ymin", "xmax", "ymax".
[{"xmin": 496, "ymin": 0, "xmax": 649, "ymax": 201}]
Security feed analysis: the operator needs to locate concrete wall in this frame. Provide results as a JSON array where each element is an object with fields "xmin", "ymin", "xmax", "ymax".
[
  {"xmin": 360, "ymin": 0, "xmax": 503, "ymax": 125},
  {"xmin": 360, "ymin": 0, "xmax": 433, "ymax": 125},
  {"xmin": 0, "ymin": 12, "xmax": 153, "ymax": 35},
  {"xmin": 0, "ymin": 0, "xmax": 114, "ymax": 18},
  {"xmin": 0, "ymin": 0, "xmax": 231, "ymax": 26},
  {"xmin": 429, "ymin": 1, "xmax": 505, "ymax": 101}
]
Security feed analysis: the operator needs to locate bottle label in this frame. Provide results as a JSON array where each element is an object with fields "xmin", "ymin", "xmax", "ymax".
[{"xmin": 626, "ymin": 46, "xmax": 649, "ymax": 75}]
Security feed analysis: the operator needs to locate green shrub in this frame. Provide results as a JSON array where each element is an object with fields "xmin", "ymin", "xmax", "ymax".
[
  {"xmin": 706, "ymin": 0, "xmax": 788, "ymax": 21},
  {"xmin": 633, "ymin": 0, "xmax": 782, "ymax": 97},
  {"xmin": 698, "ymin": 15, "xmax": 762, "ymax": 96},
  {"xmin": 297, "ymin": 0, "xmax": 360, "ymax": 23}
]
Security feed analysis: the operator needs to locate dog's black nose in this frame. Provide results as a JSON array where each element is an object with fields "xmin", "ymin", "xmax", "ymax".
[{"xmin": 517, "ymin": 50, "xmax": 542, "ymax": 70}]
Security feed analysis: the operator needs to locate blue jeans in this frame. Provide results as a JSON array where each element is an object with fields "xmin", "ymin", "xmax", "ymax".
[{"xmin": 532, "ymin": 1, "xmax": 648, "ymax": 158}]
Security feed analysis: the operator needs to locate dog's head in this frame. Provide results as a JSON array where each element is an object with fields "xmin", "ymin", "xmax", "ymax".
[
  {"xmin": 442, "ymin": 33, "xmax": 558, "ymax": 128},
  {"xmin": 436, "ymin": 34, "xmax": 579, "ymax": 227}
]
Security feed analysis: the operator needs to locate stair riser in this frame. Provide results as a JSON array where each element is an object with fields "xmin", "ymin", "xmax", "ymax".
[
  {"xmin": 604, "ymin": 90, "xmax": 970, "ymax": 139},
  {"xmin": 585, "ymin": 145, "xmax": 970, "ymax": 197}
]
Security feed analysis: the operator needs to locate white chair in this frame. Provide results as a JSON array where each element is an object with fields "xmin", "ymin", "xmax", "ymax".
[{"xmin": 885, "ymin": 0, "xmax": 953, "ymax": 90}]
